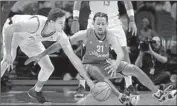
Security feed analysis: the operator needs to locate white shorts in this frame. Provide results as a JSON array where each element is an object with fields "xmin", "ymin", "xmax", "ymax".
[{"xmin": 87, "ymin": 16, "xmax": 127, "ymax": 47}]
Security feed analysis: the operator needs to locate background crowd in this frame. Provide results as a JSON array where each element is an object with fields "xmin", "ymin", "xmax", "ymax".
[{"xmin": 1, "ymin": 1, "xmax": 176, "ymax": 92}]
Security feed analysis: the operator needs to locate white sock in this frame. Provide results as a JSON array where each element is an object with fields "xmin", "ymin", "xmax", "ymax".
[
  {"xmin": 125, "ymin": 76, "xmax": 132, "ymax": 88},
  {"xmin": 34, "ymin": 86, "xmax": 42, "ymax": 92},
  {"xmin": 34, "ymin": 80, "xmax": 45, "ymax": 92},
  {"xmin": 80, "ymin": 80, "xmax": 86, "ymax": 88},
  {"xmin": 154, "ymin": 89, "xmax": 161, "ymax": 96}
]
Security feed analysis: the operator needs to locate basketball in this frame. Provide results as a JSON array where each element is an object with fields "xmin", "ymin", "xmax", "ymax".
[{"xmin": 91, "ymin": 82, "xmax": 112, "ymax": 102}]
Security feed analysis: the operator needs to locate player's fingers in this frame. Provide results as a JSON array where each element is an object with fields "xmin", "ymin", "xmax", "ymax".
[
  {"xmin": 106, "ymin": 59, "xmax": 112, "ymax": 64},
  {"xmin": 105, "ymin": 65, "xmax": 112, "ymax": 70},
  {"xmin": 7, "ymin": 65, "xmax": 10, "ymax": 71},
  {"xmin": 132, "ymin": 29, "xmax": 134, "ymax": 35},
  {"xmin": 135, "ymin": 29, "xmax": 137, "ymax": 36},
  {"xmin": 128, "ymin": 25, "xmax": 131, "ymax": 32},
  {"xmin": 110, "ymin": 71, "xmax": 113, "ymax": 77},
  {"xmin": 110, "ymin": 69, "xmax": 115, "ymax": 77},
  {"xmin": 24, "ymin": 59, "xmax": 33, "ymax": 65},
  {"xmin": 34, "ymin": 61, "xmax": 38, "ymax": 66},
  {"xmin": 10, "ymin": 64, "xmax": 13, "ymax": 70},
  {"xmin": 107, "ymin": 69, "xmax": 113, "ymax": 74},
  {"xmin": 113, "ymin": 72, "xmax": 116, "ymax": 77}
]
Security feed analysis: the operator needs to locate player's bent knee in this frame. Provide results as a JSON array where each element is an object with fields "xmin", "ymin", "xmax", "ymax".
[
  {"xmin": 88, "ymin": 66, "xmax": 104, "ymax": 81},
  {"xmin": 42, "ymin": 64, "xmax": 54, "ymax": 73},
  {"xmin": 126, "ymin": 64, "xmax": 142, "ymax": 77}
]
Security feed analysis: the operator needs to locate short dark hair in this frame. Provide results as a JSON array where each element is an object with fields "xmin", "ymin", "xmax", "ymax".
[
  {"xmin": 93, "ymin": 12, "xmax": 108, "ymax": 22},
  {"xmin": 47, "ymin": 8, "xmax": 66, "ymax": 22}
]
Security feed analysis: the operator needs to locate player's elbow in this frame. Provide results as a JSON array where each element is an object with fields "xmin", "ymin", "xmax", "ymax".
[{"xmin": 55, "ymin": 42, "xmax": 61, "ymax": 49}]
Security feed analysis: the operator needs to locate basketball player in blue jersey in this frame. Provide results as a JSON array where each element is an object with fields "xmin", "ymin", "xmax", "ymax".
[
  {"xmin": 71, "ymin": 1, "xmax": 137, "ymax": 98},
  {"xmin": 25, "ymin": 12, "xmax": 176, "ymax": 105},
  {"xmin": 1, "ymin": 8, "xmax": 94, "ymax": 103}
]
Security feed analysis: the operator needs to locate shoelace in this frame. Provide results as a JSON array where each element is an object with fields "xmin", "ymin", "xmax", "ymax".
[
  {"xmin": 163, "ymin": 85, "xmax": 173, "ymax": 95},
  {"xmin": 120, "ymin": 94, "xmax": 130, "ymax": 104}
]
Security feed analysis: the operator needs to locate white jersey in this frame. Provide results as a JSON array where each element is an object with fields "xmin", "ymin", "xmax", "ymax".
[
  {"xmin": 3, "ymin": 15, "xmax": 60, "ymax": 43},
  {"xmin": 89, "ymin": 1, "xmax": 119, "ymax": 19}
]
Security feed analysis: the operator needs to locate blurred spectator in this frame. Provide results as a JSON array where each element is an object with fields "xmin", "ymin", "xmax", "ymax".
[
  {"xmin": 79, "ymin": 1, "xmax": 91, "ymax": 30},
  {"xmin": 136, "ymin": 2, "xmax": 156, "ymax": 32},
  {"xmin": 55, "ymin": 1, "xmax": 74, "ymax": 14},
  {"xmin": 154, "ymin": 1, "xmax": 176, "ymax": 42},
  {"xmin": 8, "ymin": 1, "xmax": 38, "ymax": 17},
  {"xmin": 171, "ymin": 2, "xmax": 176, "ymax": 21},
  {"xmin": 135, "ymin": 36, "xmax": 171, "ymax": 85},
  {"xmin": 64, "ymin": 16, "xmax": 73, "ymax": 36},
  {"xmin": 166, "ymin": 36, "xmax": 177, "ymax": 74},
  {"xmin": 163, "ymin": 36, "xmax": 177, "ymax": 90},
  {"xmin": 138, "ymin": 18, "xmax": 159, "ymax": 41},
  {"xmin": 37, "ymin": 1, "xmax": 52, "ymax": 17}
]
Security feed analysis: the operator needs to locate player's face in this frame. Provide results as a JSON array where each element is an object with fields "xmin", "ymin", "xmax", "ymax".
[
  {"xmin": 54, "ymin": 16, "xmax": 65, "ymax": 32},
  {"xmin": 93, "ymin": 17, "xmax": 108, "ymax": 35},
  {"xmin": 152, "ymin": 36, "xmax": 161, "ymax": 49}
]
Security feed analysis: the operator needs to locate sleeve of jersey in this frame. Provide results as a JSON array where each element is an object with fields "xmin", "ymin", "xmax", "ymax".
[{"xmin": 57, "ymin": 31, "xmax": 71, "ymax": 47}]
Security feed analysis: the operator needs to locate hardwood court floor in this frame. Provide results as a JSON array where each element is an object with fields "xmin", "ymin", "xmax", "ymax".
[{"xmin": 1, "ymin": 85, "xmax": 176, "ymax": 105}]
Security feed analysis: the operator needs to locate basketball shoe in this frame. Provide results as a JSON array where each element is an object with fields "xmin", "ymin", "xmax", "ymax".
[
  {"xmin": 74, "ymin": 84, "xmax": 85, "ymax": 98},
  {"xmin": 27, "ymin": 87, "xmax": 49, "ymax": 103},
  {"xmin": 153, "ymin": 85, "xmax": 177, "ymax": 103}
]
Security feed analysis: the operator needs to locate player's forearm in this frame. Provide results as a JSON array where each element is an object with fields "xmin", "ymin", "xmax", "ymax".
[
  {"xmin": 38, "ymin": 42, "xmax": 61, "ymax": 58},
  {"xmin": 63, "ymin": 46, "xmax": 93, "ymax": 87},
  {"xmin": 4, "ymin": 27, "xmax": 14, "ymax": 55},
  {"xmin": 124, "ymin": 1, "xmax": 135, "ymax": 22},
  {"xmin": 150, "ymin": 51, "xmax": 167, "ymax": 63},
  {"xmin": 73, "ymin": 1, "xmax": 82, "ymax": 19}
]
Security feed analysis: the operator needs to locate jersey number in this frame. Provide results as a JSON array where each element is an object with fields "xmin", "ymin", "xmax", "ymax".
[
  {"xmin": 97, "ymin": 45, "xmax": 104, "ymax": 52},
  {"xmin": 103, "ymin": 1, "xmax": 110, "ymax": 6}
]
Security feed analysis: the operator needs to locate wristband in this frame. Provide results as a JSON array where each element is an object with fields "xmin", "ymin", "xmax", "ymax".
[
  {"xmin": 73, "ymin": 10, "xmax": 80, "ymax": 17},
  {"xmin": 127, "ymin": 9, "xmax": 134, "ymax": 17}
]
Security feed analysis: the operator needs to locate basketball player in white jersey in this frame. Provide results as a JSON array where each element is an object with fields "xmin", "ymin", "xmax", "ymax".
[
  {"xmin": 1, "ymin": 8, "xmax": 94, "ymax": 103},
  {"xmin": 71, "ymin": 1, "xmax": 137, "ymax": 98}
]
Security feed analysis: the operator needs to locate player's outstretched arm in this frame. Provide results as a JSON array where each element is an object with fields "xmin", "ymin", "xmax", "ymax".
[
  {"xmin": 105, "ymin": 31, "xmax": 124, "ymax": 77},
  {"xmin": 25, "ymin": 30, "xmax": 87, "ymax": 65},
  {"xmin": 124, "ymin": 1, "xmax": 137, "ymax": 36},
  {"xmin": 71, "ymin": 1, "xmax": 82, "ymax": 34},
  {"xmin": 60, "ymin": 31, "xmax": 94, "ymax": 88}
]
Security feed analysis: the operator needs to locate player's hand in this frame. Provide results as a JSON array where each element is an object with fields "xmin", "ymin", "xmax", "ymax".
[
  {"xmin": 71, "ymin": 19, "xmax": 80, "ymax": 34},
  {"xmin": 24, "ymin": 56, "xmax": 41, "ymax": 65},
  {"xmin": 105, "ymin": 59, "xmax": 118, "ymax": 77},
  {"xmin": 129, "ymin": 21, "xmax": 137, "ymax": 36},
  {"xmin": 2, "ymin": 54, "xmax": 13, "ymax": 71}
]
